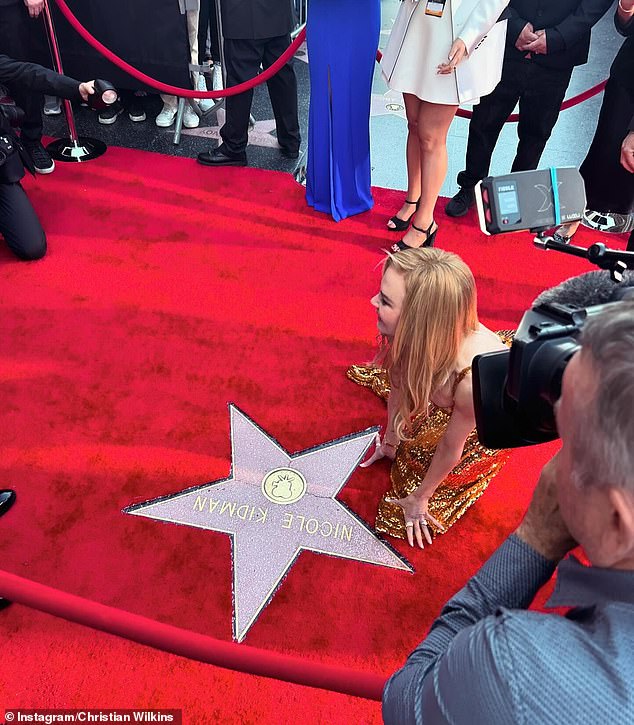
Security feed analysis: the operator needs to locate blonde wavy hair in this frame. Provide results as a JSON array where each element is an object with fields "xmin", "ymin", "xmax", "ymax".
[{"xmin": 377, "ymin": 247, "xmax": 478, "ymax": 440}]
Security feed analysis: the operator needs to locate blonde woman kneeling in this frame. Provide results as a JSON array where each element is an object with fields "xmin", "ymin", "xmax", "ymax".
[{"xmin": 348, "ymin": 248, "xmax": 511, "ymax": 548}]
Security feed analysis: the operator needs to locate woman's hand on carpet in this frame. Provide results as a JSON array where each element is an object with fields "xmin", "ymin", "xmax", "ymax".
[
  {"xmin": 385, "ymin": 493, "xmax": 445, "ymax": 548},
  {"xmin": 360, "ymin": 432, "xmax": 396, "ymax": 467},
  {"xmin": 437, "ymin": 39, "xmax": 467, "ymax": 74}
]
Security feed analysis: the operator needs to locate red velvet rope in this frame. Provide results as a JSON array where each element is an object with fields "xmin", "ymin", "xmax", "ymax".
[
  {"xmin": 0, "ymin": 568, "xmax": 385, "ymax": 701},
  {"xmin": 374, "ymin": 48, "xmax": 607, "ymax": 122},
  {"xmin": 52, "ymin": 0, "xmax": 306, "ymax": 99}
]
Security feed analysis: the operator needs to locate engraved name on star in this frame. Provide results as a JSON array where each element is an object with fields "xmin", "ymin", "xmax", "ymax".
[{"xmin": 124, "ymin": 404, "xmax": 412, "ymax": 641}]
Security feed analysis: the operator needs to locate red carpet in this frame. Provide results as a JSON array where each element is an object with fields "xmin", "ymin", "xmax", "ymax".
[{"xmin": 0, "ymin": 147, "xmax": 615, "ymax": 722}]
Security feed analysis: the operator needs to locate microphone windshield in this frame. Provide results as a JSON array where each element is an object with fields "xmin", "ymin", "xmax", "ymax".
[{"xmin": 533, "ymin": 269, "xmax": 634, "ymax": 309}]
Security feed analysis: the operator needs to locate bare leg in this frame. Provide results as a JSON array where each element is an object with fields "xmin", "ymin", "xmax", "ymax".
[
  {"xmin": 401, "ymin": 100, "xmax": 458, "ymax": 248},
  {"xmin": 387, "ymin": 93, "xmax": 423, "ymax": 229}
]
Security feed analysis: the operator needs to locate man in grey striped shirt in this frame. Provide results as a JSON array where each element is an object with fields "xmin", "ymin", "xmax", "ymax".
[{"xmin": 383, "ymin": 301, "xmax": 634, "ymax": 724}]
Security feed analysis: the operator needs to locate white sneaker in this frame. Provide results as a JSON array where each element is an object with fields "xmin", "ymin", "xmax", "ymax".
[
  {"xmin": 212, "ymin": 63, "xmax": 223, "ymax": 91},
  {"xmin": 43, "ymin": 95, "xmax": 62, "ymax": 115},
  {"xmin": 183, "ymin": 104, "xmax": 200, "ymax": 128},
  {"xmin": 155, "ymin": 104, "xmax": 177, "ymax": 128},
  {"xmin": 583, "ymin": 209, "xmax": 634, "ymax": 234},
  {"xmin": 195, "ymin": 75, "xmax": 215, "ymax": 113}
]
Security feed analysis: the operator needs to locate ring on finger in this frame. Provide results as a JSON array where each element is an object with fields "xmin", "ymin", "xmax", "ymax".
[{"xmin": 405, "ymin": 522, "xmax": 414, "ymax": 528}]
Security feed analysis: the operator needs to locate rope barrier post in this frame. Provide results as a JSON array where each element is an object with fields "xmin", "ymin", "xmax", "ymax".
[
  {"xmin": 214, "ymin": 0, "xmax": 228, "ymax": 92},
  {"xmin": 174, "ymin": 96, "xmax": 186, "ymax": 145},
  {"xmin": 43, "ymin": 0, "xmax": 107, "ymax": 162}
]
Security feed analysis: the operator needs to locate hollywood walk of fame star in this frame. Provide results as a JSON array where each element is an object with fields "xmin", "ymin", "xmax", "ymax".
[
  {"xmin": 179, "ymin": 110, "xmax": 283, "ymax": 150},
  {"xmin": 124, "ymin": 405, "xmax": 412, "ymax": 642}
]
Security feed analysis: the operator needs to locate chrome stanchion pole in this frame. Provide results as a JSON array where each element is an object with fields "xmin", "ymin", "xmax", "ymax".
[
  {"xmin": 43, "ymin": 0, "xmax": 107, "ymax": 162},
  {"xmin": 214, "ymin": 0, "xmax": 227, "ymax": 92}
]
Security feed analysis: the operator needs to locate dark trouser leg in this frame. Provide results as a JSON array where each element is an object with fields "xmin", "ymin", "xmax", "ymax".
[
  {"xmin": 0, "ymin": 182, "xmax": 47, "ymax": 260},
  {"xmin": 220, "ymin": 38, "xmax": 263, "ymax": 156},
  {"xmin": 0, "ymin": 4, "xmax": 43, "ymax": 144},
  {"xmin": 458, "ymin": 60, "xmax": 525, "ymax": 189},
  {"xmin": 580, "ymin": 76, "xmax": 634, "ymax": 214},
  {"xmin": 512, "ymin": 64, "xmax": 573, "ymax": 172},
  {"xmin": 628, "ymin": 229, "xmax": 634, "ymax": 252},
  {"xmin": 263, "ymin": 34, "xmax": 300, "ymax": 154},
  {"xmin": 198, "ymin": 0, "xmax": 220, "ymax": 63}
]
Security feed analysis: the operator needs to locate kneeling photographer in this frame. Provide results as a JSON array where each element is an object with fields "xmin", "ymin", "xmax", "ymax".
[
  {"xmin": 383, "ymin": 169, "xmax": 634, "ymax": 724},
  {"xmin": 0, "ymin": 54, "xmax": 95, "ymax": 260}
]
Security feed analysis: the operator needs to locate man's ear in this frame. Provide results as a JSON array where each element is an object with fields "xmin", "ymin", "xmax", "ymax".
[{"xmin": 605, "ymin": 487, "xmax": 634, "ymax": 566}]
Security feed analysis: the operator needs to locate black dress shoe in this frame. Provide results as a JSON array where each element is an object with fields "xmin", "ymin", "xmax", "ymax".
[
  {"xmin": 445, "ymin": 186, "xmax": 475, "ymax": 218},
  {"xmin": 197, "ymin": 146, "xmax": 247, "ymax": 167},
  {"xmin": 0, "ymin": 489, "xmax": 15, "ymax": 517}
]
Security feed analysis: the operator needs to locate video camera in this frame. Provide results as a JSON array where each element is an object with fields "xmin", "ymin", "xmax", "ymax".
[{"xmin": 472, "ymin": 168, "xmax": 634, "ymax": 449}]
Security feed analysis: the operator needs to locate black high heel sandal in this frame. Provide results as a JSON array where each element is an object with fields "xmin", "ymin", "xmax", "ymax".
[
  {"xmin": 387, "ymin": 199, "xmax": 419, "ymax": 232},
  {"xmin": 390, "ymin": 221, "xmax": 437, "ymax": 253}
]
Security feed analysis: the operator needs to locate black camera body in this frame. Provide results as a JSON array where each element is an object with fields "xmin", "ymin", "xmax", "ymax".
[
  {"xmin": 476, "ymin": 167, "xmax": 585, "ymax": 234},
  {"xmin": 0, "ymin": 103, "xmax": 28, "ymax": 183},
  {"xmin": 472, "ymin": 168, "xmax": 634, "ymax": 449},
  {"xmin": 472, "ymin": 301, "xmax": 618, "ymax": 449},
  {"xmin": 0, "ymin": 102, "xmax": 25, "ymax": 129}
]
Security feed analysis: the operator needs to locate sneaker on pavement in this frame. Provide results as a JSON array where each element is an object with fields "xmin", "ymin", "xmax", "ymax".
[
  {"xmin": 127, "ymin": 98, "xmax": 146, "ymax": 122},
  {"xmin": 445, "ymin": 186, "xmax": 475, "ymax": 218},
  {"xmin": 196, "ymin": 75, "xmax": 216, "ymax": 113},
  {"xmin": 183, "ymin": 104, "xmax": 200, "ymax": 128},
  {"xmin": 212, "ymin": 63, "xmax": 223, "ymax": 91},
  {"xmin": 99, "ymin": 102, "xmax": 125, "ymax": 125},
  {"xmin": 583, "ymin": 209, "xmax": 634, "ymax": 234},
  {"xmin": 23, "ymin": 141, "xmax": 54, "ymax": 174},
  {"xmin": 156, "ymin": 104, "xmax": 177, "ymax": 128},
  {"xmin": 43, "ymin": 95, "xmax": 62, "ymax": 115}
]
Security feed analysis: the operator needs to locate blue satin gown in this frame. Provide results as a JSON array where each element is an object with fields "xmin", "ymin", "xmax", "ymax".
[{"xmin": 305, "ymin": 0, "xmax": 381, "ymax": 222}]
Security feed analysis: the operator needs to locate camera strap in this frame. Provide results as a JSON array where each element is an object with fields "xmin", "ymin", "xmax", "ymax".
[{"xmin": 549, "ymin": 167, "xmax": 562, "ymax": 226}]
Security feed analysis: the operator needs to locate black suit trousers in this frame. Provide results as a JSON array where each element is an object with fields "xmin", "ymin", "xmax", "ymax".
[
  {"xmin": 0, "ymin": 181, "xmax": 46, "ymax": 260},
  {"xmin": 458, "ymin": 57, "xmax": 573, "ymax": 189},
  {"xmin": 220, "ymin": 35, "xmax": 300, "ymax": 156},
  {"xmin": 0, "ymin": 3, "xmax": 43, "ymax": 144}
]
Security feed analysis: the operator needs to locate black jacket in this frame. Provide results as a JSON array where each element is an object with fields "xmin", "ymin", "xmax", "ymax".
[
  {"xmin": 0, "ymin": 55, "xmax": 81, "ymax": 183},
  {"xmin": 219, "ymin": 0, "xmax": 295, "ymax": 40},
  {"xmin": 503, "ymin": 0, "xmax": 613, "ymax": 69}
]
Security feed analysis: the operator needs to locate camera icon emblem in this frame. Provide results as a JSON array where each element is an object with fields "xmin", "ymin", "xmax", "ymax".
[{"xmin": 261, "ymin": 468, "xmax": 307, "ymax": 505}]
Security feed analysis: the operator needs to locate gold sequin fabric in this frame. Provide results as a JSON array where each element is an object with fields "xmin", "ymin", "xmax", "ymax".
[{"xmin": 347, "ymin": 336, "xmax": 512, "ymax": 540}]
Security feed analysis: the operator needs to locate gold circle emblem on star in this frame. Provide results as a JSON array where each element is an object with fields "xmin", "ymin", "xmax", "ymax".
[{"xmin": 261, "ymin": 468, "xmax": 307, "ymax": 505}]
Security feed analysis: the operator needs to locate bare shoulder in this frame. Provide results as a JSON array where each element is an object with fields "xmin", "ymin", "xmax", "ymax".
[{"xmin": 458, "ymin": 324, "xmax": 507, "ymax": 367}]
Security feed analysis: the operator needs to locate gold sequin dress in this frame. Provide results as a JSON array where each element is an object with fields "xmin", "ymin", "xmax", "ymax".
[{"xmin": 347, "ymin": 349, "xmax": 511, "ymax": 540}]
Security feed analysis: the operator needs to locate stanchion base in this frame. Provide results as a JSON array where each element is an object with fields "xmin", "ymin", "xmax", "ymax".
[
  {"xmin": 46, "ymin": 137, "xmax": 107, "ymax": 162},
  {"xmin": 293, "ymin": 149, "xmax": 307, "ymax": 187}
]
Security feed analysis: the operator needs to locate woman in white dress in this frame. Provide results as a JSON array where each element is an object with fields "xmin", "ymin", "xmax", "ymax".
[{"xmin": 382, "ymin": 0, "xmax": 509, "ymax": 250}]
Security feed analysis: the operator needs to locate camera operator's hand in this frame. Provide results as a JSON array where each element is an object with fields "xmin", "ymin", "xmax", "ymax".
[
  {"xmin": 78, "ymin": 81, "xmax": 96, "ymax": 103},
  {"xmin": 524, "ymin": 29, "xmax": 548, "ymax": 55},
  {"xmin": 621, "ymin": 132, "xmax": 634, "ymax": 174},
  {"xmin": 24, "ymin": 0, "xmax": 44, "ymax": 18},
  {"xmin": 515, "ymin": 23, "xmax": 538, "ymax": 52},
  {"xmin": 515, "ymin": 453, "xmax": 577, "ymax": 561}
]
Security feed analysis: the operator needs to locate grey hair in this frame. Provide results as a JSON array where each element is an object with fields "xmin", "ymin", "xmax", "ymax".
[{"xmin": 571, "ymin": 301, "xmax": 634, "ymax": 492}]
